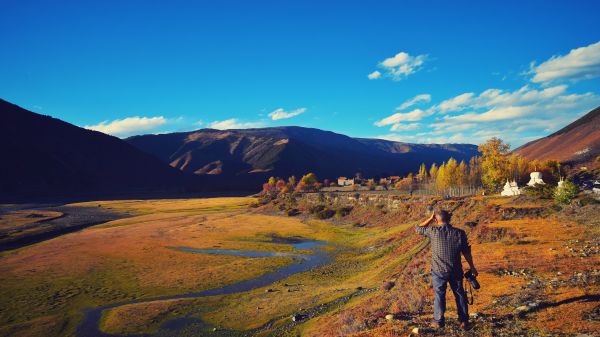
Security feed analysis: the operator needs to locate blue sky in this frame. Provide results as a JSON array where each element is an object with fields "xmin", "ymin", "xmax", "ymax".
[{"xmin": 1, "ymin": 0, "xmax": 599, "ymax": 147}]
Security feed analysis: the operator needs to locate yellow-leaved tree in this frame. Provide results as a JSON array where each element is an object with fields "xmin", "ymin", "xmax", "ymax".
[{"xmin": 478, "ymin": 137, "xmax": 510, "ymax": 192}]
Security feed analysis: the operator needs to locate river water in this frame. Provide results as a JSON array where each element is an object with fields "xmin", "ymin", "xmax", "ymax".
[{"xmin": 76, "ymin": 239, "xmax": 330, "ymax": 337}]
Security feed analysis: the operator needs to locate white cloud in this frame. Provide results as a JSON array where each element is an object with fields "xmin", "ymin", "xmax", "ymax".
[
  {"xmin": 374, "ymin": 108, "xmax": 433, "ymax": 126},
  {"xmin": 208, "ymin": 118, "xmax": 264, "ymax": 130},
  {"xmin": 367, "ymin": 70, "xmax": 381, "ymax": 80},
  {"xmin": 436, "ymin": 93, "xmax": 474, "ymax": 113},
  {"xmin": 85, "ymin": 116, "xmax": 167, "ymax": 137},
  {"xmin": 268, "ymin": 107, "xmax": 306, "ymax": 120},
  {"xmin": 531, "ymin": 40, "xmax": 600, "ymax": 83},
  {"xmin": 376, "ymin": 133, "xmax": 469, "ymax": 144},
  {"xmin": 397, "ymin": 94, "xmax": 431, "ymax": 110},
  {"xmin": 390, "ymin": 123, "xmax": 421, "ymax": 131},
  {"xmin": 443, "ymin": 105, "xmax": 536, "ymax": 123},
  {"xmin": 370, "ymin": 51, "xmax": 428, "ymax": 81}
]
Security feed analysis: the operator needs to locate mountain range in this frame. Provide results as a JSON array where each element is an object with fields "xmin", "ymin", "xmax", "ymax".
[
  {"xmin": 126, "ymin": 127, "xmax": 479, "ymax": 189},
  {"xmin": 3, "ymin": 98, "xmax": 597, "ymax": 199}
]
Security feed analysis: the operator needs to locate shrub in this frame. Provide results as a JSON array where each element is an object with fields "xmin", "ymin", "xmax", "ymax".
[
  {"xmin": 335, "ymin": 207, "xmax": 353, "ymax": 218},
  {"xmin": 522, "ymin": 183, "xmax": 555, "ymax": 199},
  {"xmin": 308, "ymin": 205, "xmax": 326, "ymax": 214},
  {"xmin": 316, "ymin": 209, "xmax": 335, "ymax": 219},
  {"xmin": 554, "ymin": 180, "xmax": 578, "ymax": 205},
  {"xmin": 286, "ymin": 208, "xmax": 300, "ymax": 216}
]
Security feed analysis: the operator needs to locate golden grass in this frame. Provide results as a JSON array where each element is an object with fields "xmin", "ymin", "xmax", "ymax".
[
  {"xmin": 0, "ymin": 210, "xmax": 63, "ymax": 231},
  {"xmin": 2, "ymin": 196, "xmax": 598, "ymax": 337},
  {"xmin": 0, "ymin": 197, "xmax": 331, "ymax": 337}
]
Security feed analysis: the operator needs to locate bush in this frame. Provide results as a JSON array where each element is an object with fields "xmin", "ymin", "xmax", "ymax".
[
  {"xmin": 316, "ymin": 209, "xmax": 335, "ymax": 219},
  {"xmin": 522, "ymin": 184, "xmax": 555, "ymax": 199},
  {"xmin": 286, "ymin": 208, "xmax": 300, "ymax": 216},
  {"xmin": 308, "ymin": 205, "xmax": 326, "ymax": 214},
  {"xmin": 554, "ymin": 180, "xmax": 578, "ymax": 205},
  {"xmin": 335, "ymin": 207, "xmax": 353, "ymax": 218}
]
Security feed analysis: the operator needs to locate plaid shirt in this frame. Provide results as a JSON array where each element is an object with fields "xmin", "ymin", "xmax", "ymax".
[{"xmin": 416, "ymin": 223, "xmax": 470, "ymax": 276}]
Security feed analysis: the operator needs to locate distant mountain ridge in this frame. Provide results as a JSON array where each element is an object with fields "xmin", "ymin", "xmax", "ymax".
[
  {"xmin": 515, "ymin": 106, "xmax": 600, "ymax": 162},
  {"xmin": 0, "ymin": 99, "xmax": 195, "ymax": 199},
  {"xmin": 127, "ymin": 126, "xmax": 480, "ymax": 188}
]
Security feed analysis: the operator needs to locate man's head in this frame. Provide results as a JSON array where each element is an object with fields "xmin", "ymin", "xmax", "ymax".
[{"xmin": 434, "ymin": 209, "xmax": 451, "ymax": 224}]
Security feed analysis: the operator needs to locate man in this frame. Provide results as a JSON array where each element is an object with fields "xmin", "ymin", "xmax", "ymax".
[{"xmin": 416, "ymin": 209, "xmax": 477, "ymax": 330}]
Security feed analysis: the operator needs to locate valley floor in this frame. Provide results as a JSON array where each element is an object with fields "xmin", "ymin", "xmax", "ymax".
[{"xmin": 0, "ymin": 195, "xmax": 598, "ymax": 337}]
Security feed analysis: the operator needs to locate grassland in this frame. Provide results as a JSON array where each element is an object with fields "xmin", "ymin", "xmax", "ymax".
[{"xmin": 1, "ymin": 195, "xmax": 598, "ymax": 337}]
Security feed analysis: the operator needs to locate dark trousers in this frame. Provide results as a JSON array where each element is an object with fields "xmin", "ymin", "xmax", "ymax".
[{"xmin": 432, "ymin": 271, "xmax": 469, "ymax": 324}]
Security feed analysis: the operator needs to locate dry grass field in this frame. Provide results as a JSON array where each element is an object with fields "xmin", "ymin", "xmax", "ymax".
[{"xmin": 0, "ymin": 195, "xmax": 598, "ymax": 337}]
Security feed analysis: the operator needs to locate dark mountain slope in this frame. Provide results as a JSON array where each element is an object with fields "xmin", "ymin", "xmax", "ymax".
[
  {"xmin": 515, "ymin": 106, "xmax": 600, "ymax": 162},
  {"xmin": 0, "ymin": 99, "xmax": 194, "ymax": 199}
]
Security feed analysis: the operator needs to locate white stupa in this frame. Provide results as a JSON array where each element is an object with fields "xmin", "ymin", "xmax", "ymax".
[
  {"xmin": 527, "ymin": 172, "xmax": 545, "ymax": 187},
  {"xmin": 501, "ymin": 180, "xmax": 521, "ymax": 196}
]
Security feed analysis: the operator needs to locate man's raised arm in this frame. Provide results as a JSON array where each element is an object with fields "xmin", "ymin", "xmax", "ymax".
[{"xmin": 415, "ymin": 212, "xmax": 435, "ymax": 236}]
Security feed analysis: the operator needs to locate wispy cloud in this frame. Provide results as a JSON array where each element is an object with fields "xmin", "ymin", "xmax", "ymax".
[
  {"xmin": 367, "ymin": 70, "xmax": 381, "ymax": 80},
  {"xmin": 268, "ymin": 107, "xmax": 306, "ymax": 120},
  {"xmin": 389, "ymin": 123, "xmax": 421, "ymax": 131},
  {"xmin": 374, "ymin": 108, "xmax": 434, "ymax": 126},
  {"xmin": 530, "ymin": 40, "xmax": 600, "ymax": 83},
  {"xmin": 208, "ymin": 118, "xmax": 264, "ymax": 130},
  {"xmin": 368, "ymin": 51, "xmax": 428, "ymax": 81},
  {"xmin": 85, "ymin": 116, "xmax": 167, "ymax": 137},
  {"xmin": 397, "ymin": 94, "xmax": 431, "ymax": 110}
]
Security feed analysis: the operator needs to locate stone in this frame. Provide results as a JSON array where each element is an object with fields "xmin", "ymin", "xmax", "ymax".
[
  {"xmin": 265, "ymin": 288, "xmax": 274, "ymax": 292},
  {"xmin": 382, "ymin": 281, "xmax": 395, "ymax": 291},
  {"xmin": 516, "ymin": 305, "xmax": 529, "ymax": 311},
  {"xmin": 385, "ymin": 314, "xmax": 394, "ymax": 320},
  {"xmin": 291, "ymin": 313, "xmax": 306, "ymax": 322},
  {"xmin": 411, "ymin": 327, "xmax": 420, "ymax": 334}
]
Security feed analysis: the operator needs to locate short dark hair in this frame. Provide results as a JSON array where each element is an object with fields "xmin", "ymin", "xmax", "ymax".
[{"xmin": 434, "ymin": 209, "xmax": 451, "ymax": 223}]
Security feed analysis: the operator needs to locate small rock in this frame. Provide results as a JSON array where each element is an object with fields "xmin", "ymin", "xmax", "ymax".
[
  {"xmin": 411, "ymin": 327, "xmax": 420, "ymax": 334},
  {"xmin": 291, "ymin": 313, "xmax": 306, "ymax": 322},
  {"xmin": 382, "ymin": 281, "xmax": 395, "ymax": 291},
  {"xmin": 516, "ymin": 305, "xmax": 528, "ymax": 311},
  {"xmin": 385, "ymin": 314, "xmax": 394, "ymax": 320},
  {"xmin": 265, "ymin": 288, "xmax": 274, "ymax": 293},
  {"xmin": 356, "ymin": 286, "xmax": 364, "ymax": 290}
]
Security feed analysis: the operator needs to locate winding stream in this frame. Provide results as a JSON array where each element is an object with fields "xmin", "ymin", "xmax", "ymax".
[{"xmin": 76, "ymin": 239, "xmax": 330, "ymax": 337}]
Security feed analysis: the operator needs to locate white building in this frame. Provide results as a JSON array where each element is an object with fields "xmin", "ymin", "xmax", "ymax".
[
  {"xmin": 338, "ymin": 177, "xmax": 355, "ymax": 186},
  {"xmin": 501, "ymin": 180, "xmax": 521, "ymax": 196},
  {"xmin": 527, "ymin": 172, "xmax": 545, "ymax": 187}
]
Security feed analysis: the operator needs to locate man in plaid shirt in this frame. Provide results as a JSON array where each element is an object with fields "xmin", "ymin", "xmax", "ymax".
[{"xmin": 416, "ymin": 209, "xmax": 477, "ymax": 330}]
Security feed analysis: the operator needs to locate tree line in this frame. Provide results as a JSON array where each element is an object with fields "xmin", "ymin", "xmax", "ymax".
[{"xmin": 261, "ymin": 137, "xmax": 566, "ymax": 196}]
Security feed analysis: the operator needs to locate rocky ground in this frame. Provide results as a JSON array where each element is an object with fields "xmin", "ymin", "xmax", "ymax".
[{"xmin": 257, "ymin": 192, "xmax": 600, "ymax": 336}]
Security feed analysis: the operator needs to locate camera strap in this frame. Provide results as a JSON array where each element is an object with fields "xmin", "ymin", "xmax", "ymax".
[{"xmin": 464, "ymin": 278, "xmax": 475, "ymax": 305}]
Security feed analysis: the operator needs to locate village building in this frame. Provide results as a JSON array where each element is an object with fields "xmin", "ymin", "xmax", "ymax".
[{"xmin": 337, "ymin": 177, "xmax": 355, "ymax": 186}]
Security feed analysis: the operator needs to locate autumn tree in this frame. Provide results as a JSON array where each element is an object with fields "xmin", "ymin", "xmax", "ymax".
[
  {"xmin": 478, "ymin": 137, "xmax": 511, "ymax": 192},
  {"xmin": 417, "ymin": 163, "xmax": 428, "ymax": 182},
  {"xmin": 457, "ymin": 160, "xmax": 468, "ymax": 189},
  {"xmin": 429, "ymin": 163, "xmax": 439, "ymax": 191}
]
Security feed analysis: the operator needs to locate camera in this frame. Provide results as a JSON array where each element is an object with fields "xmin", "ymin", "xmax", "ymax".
[{"xmin": 464, "ymin": 269, "xmax": 480, "ymax": 289}]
